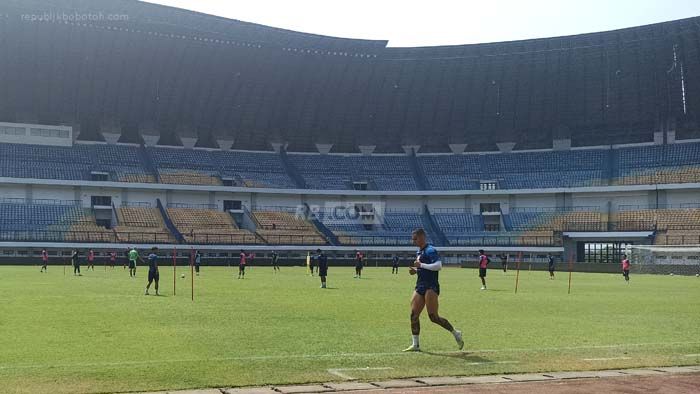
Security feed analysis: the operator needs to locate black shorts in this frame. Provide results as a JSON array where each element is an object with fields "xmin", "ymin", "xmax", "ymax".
[
  {"xmin": 479, "ymin": 268, "xmax": 487, "ymax": 278},
  {"xmin": 148, "ymin": 270, "xmax": 159, "ymax": 282},
  {"xmin": 415, "ymin": 283, "xmax": 440, "ymax": 296},
  {"xmin": 355, "ymin": 265, "xmax": 363, "ymax": 270},
  {"xmin": 319, "ymin": 268, "xmax": 328, "ymax": 277},
  {"xmin": 239, "ymin": 265, "xmax": 246, "ymax": 272},
  {"xmin": 129, "ymin": 261, "xmax": 136, "ymax": 269},
  {"xmin": 623, "ymin": 269, "xmax": 629, "ymax": 276},
  {"xmin": 549, "ymin": 267, "xmax": 555, "ymax": 273}
]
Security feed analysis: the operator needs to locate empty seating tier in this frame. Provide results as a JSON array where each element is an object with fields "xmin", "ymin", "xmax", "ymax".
[
  {"xmin": 167, "ymin": 208, "xmax": 260, "ymax": 244},
  {"xmin": 253, "ymin": 211, "xmax": 326, "ymax": 245}
]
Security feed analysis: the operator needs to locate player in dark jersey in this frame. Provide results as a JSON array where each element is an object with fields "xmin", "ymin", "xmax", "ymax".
[
  {"xmin": 40, "ymin": 249, "xmax": 48, "ymax": 273},
  {"xmin": 144, "ymin": 247, "xmax": 160, "ymax": 296},
  {"xmin": 404, "ymin": 228, "xmax": 463, "ymax": 352},
  {"xmin": 308, "ymin": 250, "xmax": 315, "ymax": 276},
  {"xmin": 500, "ymin": 254, "xmax": 508, "ymax": 273},
  {"xmin": 354, "ymin": 250, "xmax": 364, "ymax": 278},
  {"xmin": 548, "ymin": 254, "xmax": 556, "ymax": 279},
  {"xmin": 478, "ymin": 250, "xmax": 490, "ymax": 290},
  {"xmin": 391, "ymin": 255, "xmax": 400, "ymax": 274},
  {"xmin": 271, "ymin": 251, "xmax": 280, "ymax": 273},
  {"xmin": 71, "ymin": 249, "xmax": 81, "ymax": 276},
  {"xmin": 315, "ymin": 249, "xmax": 329, "ymax": 288},
  {"xmin": 123, "ymin": 248, "xmax": 129, "ymax": 270},
  {"xmin": 194, "ymin": 250, "xmax": 201, "ymax": 276}
]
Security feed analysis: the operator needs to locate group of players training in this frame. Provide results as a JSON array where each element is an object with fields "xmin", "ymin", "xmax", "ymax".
[{"xmin": 36, "ymin": 227, "xmax": 632, "ymax": 351}]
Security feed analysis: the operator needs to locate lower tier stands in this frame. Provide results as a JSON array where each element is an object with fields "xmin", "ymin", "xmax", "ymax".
[
  {"xmin": 615, "ymin": 208, "xmax": 700, "ymax": 231},
  {"xmin": 2, "ymin": 197, "xmax": 698, "ymax": 247},
  {"xmin": 115, "ymin": 207, "xmax": 176, "ymax": 243},
  {"xmin": 252, "ymin": 210, "xmax": 326, "ymax": 245},
  {"xmin": 505, "ymin": 210, "xmax": 603, "ymax": 232},
  {"xmin": 166, "ymin": 207, "xmax": 260, "ymax": 244},
  {"xmin": 655, "ymin": 230, "xmax": 700, "ymax": 245},
  {"xmin": 0, "ymin": 200, "xmax": 113, "ymax": 242}
]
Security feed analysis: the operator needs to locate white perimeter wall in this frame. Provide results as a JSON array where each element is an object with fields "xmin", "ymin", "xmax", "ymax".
[{"xmin": 0, "ymin": 184, "xmax": 698, "ymax": 213}]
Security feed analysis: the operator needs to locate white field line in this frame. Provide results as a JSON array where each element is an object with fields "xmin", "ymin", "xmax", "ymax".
[
  {"xmin": 684, "ymin": 354, "xmax": 700, "ymax": 357},
  {"xmin": 0, "ymin": 341, "xmax": 697, "ymax": 371},
  {"xmin": 582, "ymin": 357, "xmax": 632, "ymax": 361},
  {"xmin": 327, "ymin": 367, "xmax": 393, "ymax": 380}
]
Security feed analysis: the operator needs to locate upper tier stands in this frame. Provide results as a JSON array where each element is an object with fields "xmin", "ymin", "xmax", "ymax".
[
  {"xmin": 418, "ymin": 150, "xmax": 608, "ymax": 190},
  {"xmin": 615, "ymin": 143, "xmax": 700, "ymax": 185},
  {"xmin": 214, "ymin": 151, "xmax": 296, "ymax": 188},
  {"xmin": 1, "ymin": 141, "xmax": 700, "ymax": 190},
  {"xmin": 287, "ymin": 154, "xmax": 418, "ymax": 190}
]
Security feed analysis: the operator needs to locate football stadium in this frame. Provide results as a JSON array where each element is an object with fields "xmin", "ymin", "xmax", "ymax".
[{"xmin": 0, "ymin": 1, "xmax": 699, "ymax": 393}]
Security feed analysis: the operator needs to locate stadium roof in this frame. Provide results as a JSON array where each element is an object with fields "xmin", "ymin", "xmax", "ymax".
[{"xmin": 1, "ymin": 0, "xmax": 699, "ymax": 152}]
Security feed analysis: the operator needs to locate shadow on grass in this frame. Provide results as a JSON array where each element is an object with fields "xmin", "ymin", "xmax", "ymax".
[{"xmin": 420, "ymin": 351, "xmax": 493, "ymax": 363}]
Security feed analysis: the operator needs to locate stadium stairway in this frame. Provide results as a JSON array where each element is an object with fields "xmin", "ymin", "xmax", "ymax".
[
  {"xmin": 138, "ymin": 145, "xmax": 161, "ymax": 183},
  {"xmin": 422, "ymin": 205, "xmax": 448, "ymax": 246},
  {"xmin": 279, "ymin": 148, "xmax": 307, "ymax": 189},
  {"xmin": 304, "ymin": 203, "xmax": 339, "ymax": 246},
  {"xmin": 608, "ymin": 148, "xmax": 617, "ymax": 185},
  {"xmin": 156, "ymin": 199, "xmax": 184, "ymax": 243},
  {"xmin": 407, "ymin": 150, "xmax": 429, "ymax": 190}
]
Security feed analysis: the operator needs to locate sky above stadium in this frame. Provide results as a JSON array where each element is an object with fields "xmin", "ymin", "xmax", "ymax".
[{"xmin": 145, "ymin": 0, "xmax": 700, "ymax": 47}]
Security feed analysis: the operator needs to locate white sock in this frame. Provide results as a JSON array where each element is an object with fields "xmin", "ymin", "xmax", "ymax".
[
  {"xmin": 452, "ymin": 329, "xmax": 460, "ymax": 338},
  {"xmin": 412, "ymin": 335, "xmax": 420, "ymax": 347}
]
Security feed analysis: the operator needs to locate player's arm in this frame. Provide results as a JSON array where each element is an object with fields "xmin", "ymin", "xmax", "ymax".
[{"xmin": 418, "ymin": 260, "xmax": 442, "ymax": 271}]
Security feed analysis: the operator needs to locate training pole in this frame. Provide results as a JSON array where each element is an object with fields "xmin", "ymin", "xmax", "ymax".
[
  {"xmin": 514, "ymin": 251, "xmax": 522, "ymax": 294},
  {"xmin": 190, "ymin": 248, "xmax": 194, "ymax": 301},
  {"xmin": 567, "ymin": 251, "xmax": 574, "ymax": 294},
  {"xmin": 173, "ymin": 247, "xmax": 177, "ymax": 296}
]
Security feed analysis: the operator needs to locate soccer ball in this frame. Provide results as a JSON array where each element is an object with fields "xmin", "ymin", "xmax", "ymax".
[
  {"xmin": 181, "ymin": 274, "xmax": 185, "ymax": 279},
  {"xmin": 669, "ymin": 273, "xmax": 674, "ymax": 276},
  {"xmin": 696, "ymin": 273, "xmax": 699, "ymax": 277}
]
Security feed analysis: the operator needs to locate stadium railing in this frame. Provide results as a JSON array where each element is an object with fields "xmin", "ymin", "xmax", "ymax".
[
  {"xmin": 0, "ymin": 230, "xmax": 172, "ymax": 243},
  {"xmin": 448, "ymin": 235, "xmax": 561, "ymax": 247}
]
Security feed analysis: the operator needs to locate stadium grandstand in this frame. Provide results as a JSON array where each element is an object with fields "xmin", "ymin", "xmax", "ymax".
[{"xmin": 0, "ymin": 0, "xmax": 699, "ymax": 267}]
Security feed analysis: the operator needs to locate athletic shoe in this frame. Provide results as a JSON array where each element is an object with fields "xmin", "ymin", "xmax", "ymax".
[
  {"xmin": 402, "ymin": 345, "xmax": 420, "ymax": 352},
  {"xmin": 144, "ymin": 290, "xmax": 149, "ymax": 295},
  {"xmin": 480, "ymin": 286, "xmax": 486, "ymax": 290},
  {"xmin": 454, "ymin": 330, "xmax": 464, "ymax": 350}
]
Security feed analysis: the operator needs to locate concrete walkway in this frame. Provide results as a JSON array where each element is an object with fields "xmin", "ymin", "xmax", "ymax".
[{"xmin": 133, "ymin": 365, "xmax": 700, "ymax": 394}]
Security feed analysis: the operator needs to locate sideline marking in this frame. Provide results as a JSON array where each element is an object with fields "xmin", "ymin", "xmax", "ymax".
[
  {"xmin": 327, "ymin": 367, "xmax": 393, "ymax": 380},
  {"xmin": 0, "ymin": 341, "xmax": 696, "ymax": 371}
]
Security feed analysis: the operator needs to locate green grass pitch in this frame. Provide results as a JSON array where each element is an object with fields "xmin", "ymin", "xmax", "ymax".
[{"xmin": 0, "ymin": 264, "xmax": 698, "ymax": 393}]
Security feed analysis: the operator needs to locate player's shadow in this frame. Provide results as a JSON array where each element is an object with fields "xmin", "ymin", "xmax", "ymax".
[{"xmin": 420, "ymin": 351, "xmax": 493, "ymax": 363}]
